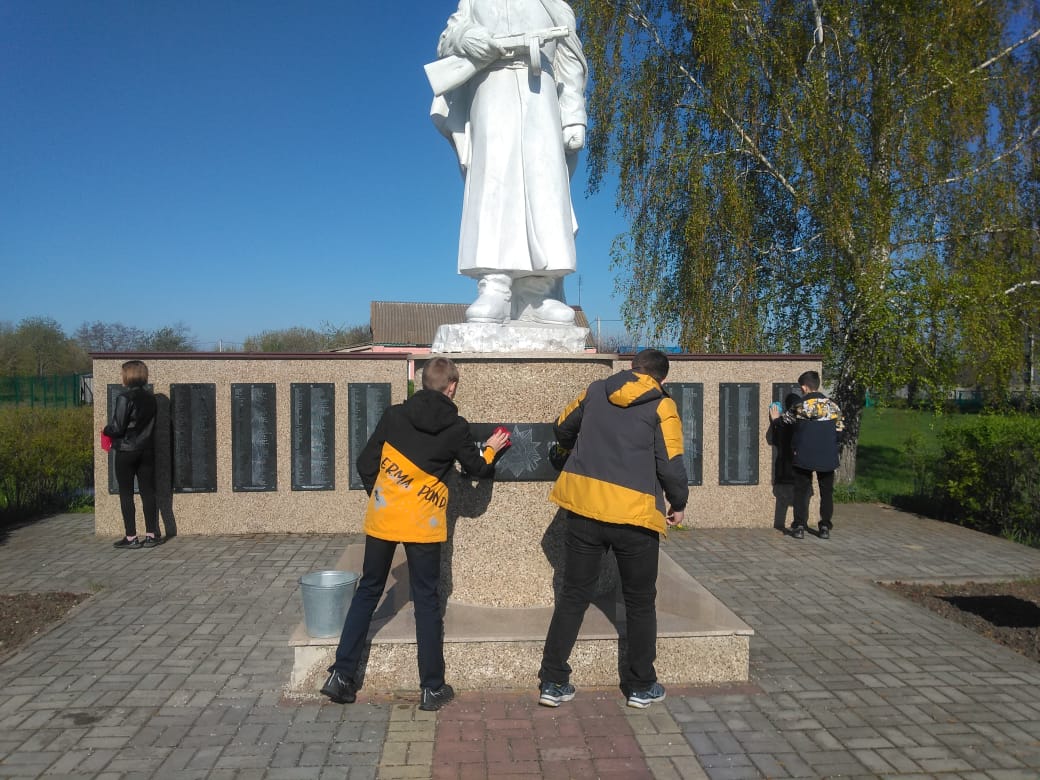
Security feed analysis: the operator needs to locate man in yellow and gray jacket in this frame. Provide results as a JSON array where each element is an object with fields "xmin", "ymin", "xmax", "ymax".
[
  {"xmin": 321, "ymin": 357, "xmax": 509, "ymax": 711},
  {"xmin": 538, "ymin": 349, "xmax": 688, "ymax": 709}
]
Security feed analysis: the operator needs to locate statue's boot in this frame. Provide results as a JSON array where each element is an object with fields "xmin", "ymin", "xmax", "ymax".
[
  {"xmin": 465, "ymin": 274, "xmax": 512, "ymax": 323},
  {"xmin": 512, "ymin": 276, "xmax": 575, "ymax": 325}
]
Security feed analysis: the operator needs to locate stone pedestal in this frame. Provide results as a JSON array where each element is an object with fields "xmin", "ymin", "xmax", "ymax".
[
  {"xmin": 287, "ymin": 355, "xmax": 753, "ymax": 696},
  {"xmin": 288, "ymin": 540, "xmax": 752, "ymax": 694},
  {"xmin": 432, "ymin": 322, "xmax": 589, "ymax": 353}
]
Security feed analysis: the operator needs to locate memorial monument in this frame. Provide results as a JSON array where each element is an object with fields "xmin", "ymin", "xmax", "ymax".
[{"xmin": 427, "ymin": 0, "xmax": 591, "ymax": 353}]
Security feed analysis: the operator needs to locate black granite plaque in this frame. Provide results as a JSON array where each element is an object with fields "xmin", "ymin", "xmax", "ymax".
[
  {"xmin": 232, "ymin": 383, "xmax": 277, "ymax": 492},
  {"xmin": 664, "ymin": 383, "xmax": 703, "ymax": 486},
  {"xmin": 468, "ymin": 423, "xmax": 560, "ymax": 482},
  {"xmin": 106, "ymin": 384, "xmax": 121, "ymax": 494},
  {"xmin": 772, "ymin": 382, "xmax": 802, "ymax": 409},
  {"xmin": 719, "ymin": 383, "xmax": 759, "ymax": 485},
  {"xmin": 105, "ymin": 384, "xmax": 137, "ymax": 494},
  {"xmin": 171, "ymin": 383, "xmax": 217, "ymax": 493},
  {"xmin": 291, "ymin": 383, "xmax": 335, "ymax": 491},
  {"xmin": 348, "ymin": 383, "xmax": 392, "ymax": 490}
]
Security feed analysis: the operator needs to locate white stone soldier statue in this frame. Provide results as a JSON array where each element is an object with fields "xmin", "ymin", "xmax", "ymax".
[{"xmin": 429, "ymin": 0, "xmax": 588, "ymax": 326}]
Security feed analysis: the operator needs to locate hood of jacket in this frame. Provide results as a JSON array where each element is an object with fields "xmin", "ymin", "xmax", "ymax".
[
  {"xmin": 401, "ymin": 389, "xmax": 460, "ymax": 435},
  {"xmin": 603, "ymin": 370, "xmax": 666, "ymax": 409}
]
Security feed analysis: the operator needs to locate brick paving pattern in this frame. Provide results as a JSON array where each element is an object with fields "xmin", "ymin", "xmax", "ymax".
[{"xmin": 0, "ymin": 504, "xmax": 1037, "ymax": 778}]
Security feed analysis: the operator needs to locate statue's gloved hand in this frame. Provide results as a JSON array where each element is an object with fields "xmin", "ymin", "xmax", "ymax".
[
  {"xmin": 459, "ymin": 27, "xmax": 504, "ymax": 64},
  {"xmin": 563, "ymin": 124, "xmax": 586, "ymax": 151}
]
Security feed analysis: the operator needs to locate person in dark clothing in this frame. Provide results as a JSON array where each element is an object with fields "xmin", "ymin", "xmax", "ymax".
[
  {"xmin": 766, "ymin": 392, "xmax": 803, "ymax": 530},
  {"xmin": 320, "ymin": 357, "xmax": 509, "ymax": 711},
  {"xmin": 538, "ymin": 349, "xmax": 689, "ymax": 710},
  {"xmin": 103, "ymin": 360, "xmax": 160, "ymax": 549},
  {"xmin": 768, "ymin": 370, "xmax": 844, "ymax": 539}
]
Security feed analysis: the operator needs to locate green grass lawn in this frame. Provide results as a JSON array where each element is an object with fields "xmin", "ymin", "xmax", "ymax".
[{"xmin": 835, "ymin": 406, "xmax": 955, "ymax": 505}]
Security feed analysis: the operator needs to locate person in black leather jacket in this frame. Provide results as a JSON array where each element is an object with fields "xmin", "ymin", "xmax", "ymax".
[{"xmin": 103, "ymin": 360, "xmax": 160, "ymax": 549}]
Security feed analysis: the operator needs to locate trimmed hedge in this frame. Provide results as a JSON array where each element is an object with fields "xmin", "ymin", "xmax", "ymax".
[
  {"xmin": 929, "ymin": 415, "xmax": 1040, "ymax": 546},
  {"xmin": 0, "ymin": 406, "xmax": 93, "ymax": 521}
]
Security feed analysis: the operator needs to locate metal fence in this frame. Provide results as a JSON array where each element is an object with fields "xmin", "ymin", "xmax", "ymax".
[{"xmin": 0, "ymin": 374, "xmax": 92, "ymax": 408}]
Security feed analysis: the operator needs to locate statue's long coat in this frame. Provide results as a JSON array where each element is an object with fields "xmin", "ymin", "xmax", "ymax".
[{"xmin": 433, "ymin": 0, "xmax": 588, "ymax": 278}]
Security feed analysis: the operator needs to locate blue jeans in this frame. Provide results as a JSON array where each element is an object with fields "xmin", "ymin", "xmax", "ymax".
[
  {"xmin": 330, "ymin": 535, "xmax": 445, "ymax": 690},
  {"xmin": 539, "ymin": 512, "xmax": 660, "ymax": 692}
]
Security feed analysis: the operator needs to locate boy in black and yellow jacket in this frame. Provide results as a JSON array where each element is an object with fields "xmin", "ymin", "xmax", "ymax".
[
  {"xmin": 321, "ymin": 357, "xmax": 509, "ymax": 710},
  {"xmin": 538, "ymin": 349, "xmax": 689, "ymax": 710}
]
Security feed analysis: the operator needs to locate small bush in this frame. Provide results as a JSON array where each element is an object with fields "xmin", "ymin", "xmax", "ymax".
[
  {"xmin": 0, "ymin": 406, "xmax": 93, "ymax": 522},
  {"xmin": 929, "ymin": 415, "xmax": 1040, "ymax": 546}
]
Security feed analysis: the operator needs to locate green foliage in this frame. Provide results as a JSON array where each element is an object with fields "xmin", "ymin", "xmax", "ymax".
[
  {"xmin": 0, "ymin": 406, "xmax": 93, "ymax": 521},
  {"xmin": 0, "ymin": 317, "xmax": 88, "ymax": 376},
  {"xmin": 576, "ymin": 0, "xmax": 1040, "ymax": 480},
  {"xmin": 929, "ymin": 415, "xmax": 1040, "ymax": 545},
  {"xmin": 832, "ymin": 407, "xmax": 1039, "ymax": 546},
  {"xmin": 835, "ymin": 406, "xmax": 951, "ymax": 505},
  {"xmin": 243, "ymin": 322, "xmax": 371, "ymax": 352}
]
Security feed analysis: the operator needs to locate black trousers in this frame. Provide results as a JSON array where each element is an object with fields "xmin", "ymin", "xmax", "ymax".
[
  {"xmin": 330, "ymin": 535, "xmax": 445, "ymax": 691},
  {"xmin": 792, "ymin": 467, "xmax": 835, "ymax": 529},
  {"xmin": 113, "ymin": 448, "xmax": 158, "ymax": 538},
  {"xmin": 539, "ymin": 512, "xmax": 660, "ymax": 692}
]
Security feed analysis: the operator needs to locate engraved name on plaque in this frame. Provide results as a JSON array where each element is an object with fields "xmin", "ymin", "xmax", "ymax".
[
  {"xmin": 232, "ymin": 383, "xmax": 277, "ymax": 492},
  {"xmin": 664, "ymin": 383, "xmax": 704, "ymax": 486},
  {"xmin": 291, "ymin": 383, "xmax": 335, "ymax": 491},
  {"xmin": 348, "ymin": 383, "xmax": 392, "ymax": 490},
  {"xmin": 719, "ymin": 383, "xmax": 760, "ymax": 485},
  {"xmin": 171, "ymin": 383, "xmax": 217, "ymax": 493}
]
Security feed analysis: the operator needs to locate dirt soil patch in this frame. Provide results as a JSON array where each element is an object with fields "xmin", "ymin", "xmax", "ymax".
[
  {"xmin": 881, "ymin": 579, "xmax": 1040, "ymax": 664},
  {"xmin": 0, "ymin": 592, "xmax": 91, "ymax": 659}
]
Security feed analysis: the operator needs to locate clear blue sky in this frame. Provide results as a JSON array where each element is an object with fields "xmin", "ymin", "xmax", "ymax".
[{"xmin": 0, "ymin": 1, "xmax": 629, "ymax": 351}]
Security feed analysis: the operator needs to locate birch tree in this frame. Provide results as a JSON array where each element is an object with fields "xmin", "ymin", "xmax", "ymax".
[{"xmin": 576, "ymin": 0, "xmax": 1040, "ymax": 480}]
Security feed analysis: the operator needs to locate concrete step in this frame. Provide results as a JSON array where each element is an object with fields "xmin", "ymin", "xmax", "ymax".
[{"xmin": 288, "ymin": 544, "xmax": 752, "ymax": 694}]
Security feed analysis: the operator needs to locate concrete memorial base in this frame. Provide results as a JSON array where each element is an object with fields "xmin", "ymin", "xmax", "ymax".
[
  {"xmin": 288, "ymin": 541, "xmax": 752, "ymax": 694},
  {"xmin": 432, "ymin": 322, "xmax": 590, "ymax": 353}
]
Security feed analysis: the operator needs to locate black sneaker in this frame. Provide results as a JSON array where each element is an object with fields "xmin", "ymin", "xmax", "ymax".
[
  {"xmin": 140, "ymin": 535, "xmax": 164, "ymax": 548},
  {"xmin": 818, "ymin": 526, "xmax": 830, "ymax": 539},
  {"xmin": 538, "ymin": 681, "xmax": 576, "ymax": 708},
  {"xmin": 418, "ymin": 684, "xmax": 455, "ymax": 711},
  {"xmin": 627, "ymin": 681, "xmax": 666, "ymax": 709},
  {"xmin": 320, "ymin": 670, "xmax": 356, "ymax": 704},
  {"xmin": 113, "ymin": 537, "xmax": 142, "ymax": 549},
  {"xmin": 790, "ymin": 526, "xmax": 805, "ymax": 539}
]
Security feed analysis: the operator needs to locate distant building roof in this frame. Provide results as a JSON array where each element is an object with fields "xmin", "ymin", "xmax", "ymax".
[{"xmin": 368, "ymin": 301, "xmax": 593, "ymax": 349}]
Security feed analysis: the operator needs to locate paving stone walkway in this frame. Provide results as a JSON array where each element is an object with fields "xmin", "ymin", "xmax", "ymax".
[{"xmin": 0, "ymin": 505, "xmax": 1038, "ymax": 778}]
